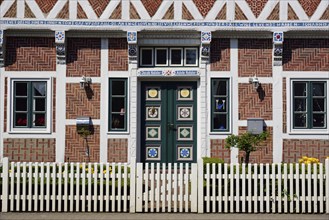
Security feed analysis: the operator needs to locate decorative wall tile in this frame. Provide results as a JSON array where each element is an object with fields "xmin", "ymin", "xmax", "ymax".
[
  {"xmin": 177, "ymin": 106, "xmax": 193, "ymax": 121},
  {"xmin": 146, "ymin": 145, "xmax": 161, "ymax": 161},
  {"xmin": 177, "ymin": 145, "xmax": 193, "ymax": 161}
]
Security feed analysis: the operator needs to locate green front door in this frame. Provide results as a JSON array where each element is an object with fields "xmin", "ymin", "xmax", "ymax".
[{"xmin": 141, "ymin": 81, "xmax": 197, "ymax": 163}]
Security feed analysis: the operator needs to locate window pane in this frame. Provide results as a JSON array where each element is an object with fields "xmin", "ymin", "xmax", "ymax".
[
  {"xmin": 212, "ymin": 80, "xmax": 227, "ymax": 96},
  {"xmin": 141, "ymin": 49, "xmax": 153, "ymax": 65},
  {"xmin": 111, "ymin": 114, "xmax": 125, "ymax": 129},
  {"xmin": 111, "ymin": 98, "xmax": 125, "ymax": 112},
  {"xmin": 15, "ymin": 98, "xmax": 28, "ymax": 111},
  {"xmin": 15, "ymin": 82, "xmax": 28, "ymax": 96},
  {"xmin": 294, "ymin": 98, "xmax": 306, "ymax": 112},
  {"xmin": 294, "ymin": 82, "xmax": 307, "ymax": 96},
  {"xmin": 313, "ymin": 114, "xmax": 325, "ymax": 128},
  {"xmin": 185, "ymin": 49, "xmax": 197, "ymax": 65},
  {"xmin": 112, "ymin": 81, "xmax": 125, "ymax": 95},
  {"xmin": 156, "ymin": 49, "xmax": 167, "ymax": 65},
  {"xmin": 312, "ymin": 83, "xmax": 325, "ymax": 96},
  {"xmin": 214, "ymin": 98, "xmax": 227, "ymax": 112},
  {"xmin": 313, "ymin": 98, "xmax": 325, "ymax": 112},
  {"xmin": 15, "ymin": 113, "xmax": 28, "ymax": 127},
  {"xmin": 33, "ymin": 82, "xmax": 46, "ymax": 96},
  {"xmin": 34, "ymin": 98, "xmax": 46, "ymax": 111},
  {"xmin": 213, "ymin": 114, "xmax": 227, "ymax": 130},
  {"xmin": 33, "ymin": 113, "xmax": 46, "ymax": 127},
  {"xmin": 171, "ymin": 49, "xmax": 182, "ymax": 65},
  {"xmin": 294, "ymin": 113, "xmax": 307, "ymax": 128}
]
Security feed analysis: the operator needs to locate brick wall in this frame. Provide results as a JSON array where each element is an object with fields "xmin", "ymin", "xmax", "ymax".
[
  {"xmin": 4, "ymin": 139, "xmax": 56, "ymax": 162},
  {"xmin": 210, "ymin": 38, "xmax": 230, "ymax": 71},
  {"xmin": 246, "ymin": 0, "xmax": 268, "ymax": 18},
  {"xmin": 65, "ymin": 125, "xmax": 100, "ymax": 162},
  {"xmin": 238, "ymin": 127, "xmax": 273, "ymax": 163},
  {"xmin": 283, "ymin": 139, "xmax": 329, "ymax": 163},
  {"xmin": 283, "ymin": 39, "xmax": 329, "ymax": 71},
  {"xmin": 210, "ymin": 139, "xmax": 230, "ymax": 163},
  {"xmin": 108, "ymin": 139, "xmax": 128, "ymax": 162},
  {"xmin": 66, "ymin": 38, "xmax": 101, "ymax": 77},
  {"xmin": 141, "ymin": 0, "xmax": 163, "ymax": 17},
  {"xmin": 238, "ymin": 39, "xmax": 272, "ymax": 77},
  {"xmin": 66, "ymin": 83, "xmax": 100, "ymax": 120},
  {"xmin": 238, "ymin": 83, "xmax": 272, "ymax": 120},
  {"xmin": 108, "ymin": 38, "xmax": 128, "ymax": 71},
  {"xmin": 5, "ymin": 37, "xmax": 56, "ymax": 71}
]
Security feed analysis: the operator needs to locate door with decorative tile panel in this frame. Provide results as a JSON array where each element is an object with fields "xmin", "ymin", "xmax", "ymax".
[{"xmin": 141, "ymin": 81, "xmax": 197, "ymax": 163}]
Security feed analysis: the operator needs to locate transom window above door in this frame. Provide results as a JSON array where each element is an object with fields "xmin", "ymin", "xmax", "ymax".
[{"xmin": 139, "ymin": 47, "xmax": 199, "ymax": 67}]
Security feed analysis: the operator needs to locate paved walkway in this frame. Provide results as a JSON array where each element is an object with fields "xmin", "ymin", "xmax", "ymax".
[{"xmin": 0, "ymin": 213, "xmax": 328, "ymax": 220}]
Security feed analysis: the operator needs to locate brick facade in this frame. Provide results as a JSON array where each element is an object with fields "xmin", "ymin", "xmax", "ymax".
[
  {"xmin": 283, "ymin": 139, "xmax": 329, "ymax": 163},
  {"xmin": 298, "ymin": 0, "xmax": 321, "ymax": 17},
  {"xmin": 193, "ymin": 0, "xmax": 216, "ymax": 18},
  {"xmin": 66, "ymin": 38, "xmax": 101, "ymax": 77},
  {"xmin": 210, "ymin": 38, "xmax": 230, "ymax": 71},
  {"xmin": 4, "ymin": 139, "xmax": 56, "ymax": 162},
  {"xmin": 238, "ymin": 83, "xmax": 272, "ymax": 120},
  {"xmin": 283, "ymin": 39, "xmax": 329, "ymax": 71},
  {"xmin": 65, "ymin": 125, "xmax": 100, "ymax": 162},
  {"xmin": 35, "ymin": 0, "xmax": 58, "ymax": 14},
  {"xmin": 238, "ymin": 39, "xmax": 272, "ymax": 77},
  {"xmin": 5, "ymin": 37, "xmax": 56, "ymax": 71},
  {"xmin": 246, "ymin": 0, "xmax": 268, "ymax": 18},
  {"xmin": 108, "ymin": 139, "xmax": 128, "ymax": 163},
  {"xmin": 141, "ymin": 0, "xmax": 163, "ymax": 17},
  {"xmin": 210, "ymin": 139, "xmax": 230, "ymax": 163},
  {"xmin": 88, "ymin": 0, "xmax": 111, "ymax": 18},
  {"xmin": 108, "ymin": 38, "xmax": 128, "ymax": 71},
  {"xmin": 66, "ymin": 83, "xmax": 101, "ymax": 120}
]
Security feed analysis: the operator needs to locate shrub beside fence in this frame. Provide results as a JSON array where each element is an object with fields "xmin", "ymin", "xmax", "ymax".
[{"xmin": 1, "ymin": 157, "xmax": 328, "ymax": 213}]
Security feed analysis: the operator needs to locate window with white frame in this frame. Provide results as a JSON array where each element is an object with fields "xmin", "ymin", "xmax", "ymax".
[
  {"xmin": 292, "ymin": 80, "xmax": 327, "ymax": 130},
  {"xmin": 10, "ymin": 79, "xmax": 51, "ymax": 133}
]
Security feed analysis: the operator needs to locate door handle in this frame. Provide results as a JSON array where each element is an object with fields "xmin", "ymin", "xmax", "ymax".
[{"xmin": 167, "ymin": 123, "xmax": 175, "ymax": 131}]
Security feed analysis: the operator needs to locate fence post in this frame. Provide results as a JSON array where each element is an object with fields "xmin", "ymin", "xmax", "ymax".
[
  {"xmin": 325, "ymin": 159, "xmax": 329, "ymax": 214},
  {"xmin": 129, "ymin": 158, "xmax": 136, "ymax": 213},
  {"xmin": 197, "ymin": 159, "xmax": 204, "ymax": 213},
  {"xmin": 1, "ymin": 157, "xmax": 9, "ymax": 212}
]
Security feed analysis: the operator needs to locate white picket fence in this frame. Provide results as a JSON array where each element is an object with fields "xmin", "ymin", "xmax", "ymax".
[{"xmin": 1, "ymin": 157, "xmax": 328, "ymax": 213}]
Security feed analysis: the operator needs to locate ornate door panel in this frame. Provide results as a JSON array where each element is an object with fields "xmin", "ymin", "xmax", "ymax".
[{"xmin": 141, "ymin": 82, "xmax": 197, "ymax": 163}]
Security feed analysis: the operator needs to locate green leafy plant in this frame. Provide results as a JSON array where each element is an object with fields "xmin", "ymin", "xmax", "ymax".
[{"xmin": 225, "ymin": 131, "xmax": 269, "ymax": 164}]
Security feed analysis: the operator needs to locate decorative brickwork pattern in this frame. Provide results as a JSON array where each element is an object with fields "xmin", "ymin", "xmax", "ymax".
[
  {"xmin": 130, "ymin": 3, "xmax": 140, "ymax": 19},
  {"xmin": 246, "ymin": 0, "xmax": 268, "ymax": 18},
  {"xmin": 283, "ymin": 39, "xmax": 329, "ymax": 71},
  {"xmin": 6, "ymin": 37, "xmax": 56, "ymax": 71},
  {"xmin": 235, "ymin": 4, "xmax": 247, "ymax": 20},
  {"xmin": 108, "ymin": 139, "xmax": 128, "ymax": 162},
  {"xmin": 4, "ymin": 139, "xmax": 56, "ymax": 162},
  {"xmin": 238, "ymin": 39, "xmax": 272, "ymax": 77},
  {"xmin": 66, "ymin": 83, "xmax": 100, "ymax": 119},
  {"xmin": 4, "ymin": 77, "xmax": 7, "ymax": 132},
  {"xmin": 4, "ymin": 0, "xmax": 16, "ymax": 18},
  {"xmin": 238, "ymin": 83, "xmax": 272, "ymax": 120},
  {"xmin": 216, "ymin": 3, "xmax": 226, "ymax": 20},
  {"xmin": 108, "ymin": 38, "xmax": 128, "ymax": 71},
  {"xmin": 320, "ymin": 7, "xmax": 329, "ymax": 20},
  {"xmin": 110, "ymin": 3, "xmax": 121, "ymax": 19},
  {"xmin": 267, "ymin": 3, "xmax": 279, "ymax": 20},
  {"xmin": 238, "ymin": 127, "xmax": 273, "ymax": 164},
  {"xmin": 141, "ymin": 0, "xmax": 163, "ymax": 17},
  {"xmin": 88, "ymin": 0, "xmax": 110, "ymax": 18},
  {"xmin": 56, "ymin": 2, "xmax": 69, "ymax": 19},
  {"xmin": 288, "ymin": 4, "xmax": 299, "ymax": 20},
  {"xmin": 65, "ymin": 125, "xmax": 100, "ymax": 162},
  {"xmin": 66, "ymin": 38, "xmax": 101, "ymax": 77},
  {"xmin": 210, "ymin": 139, "xmax": 230, "ymax": 163},
  {"xmin": 52, "ymin": 78, "xmax": 56, "ymax": 132},
  {"xmin": 77, "ymin": 3, "xmax": 88, "ymax": 19},
  {"xmin": 282, "ymin": 78, "xmax": 287, "ymax": 133},
  {"xmin": 298, "ymin": 0, "xmax": 321, "ymax": 17},
  {"xmin": 283, "ymin": 139, "xmax": 329, "ymax": 163},
  {"xmin": 182, "ymin": 4, "xmax": 194, "ymax": 20},
  {"xmin": 25, "ymin": 2, "xmax": 36, "ymax": 18},
  {"xmin": 210, "ymin": 38, "xmax": 230, "ymax": 71},
  {"xmin": 35, "ymin": 0, "xmax": 58, "ymax": 14},
  {"xmin": 163, "ymin": 3, "xmax": 174, "ymax": 20},
  {"xmin": 193, "ymin": 0, "xmax": 216, "ymax": 18}
]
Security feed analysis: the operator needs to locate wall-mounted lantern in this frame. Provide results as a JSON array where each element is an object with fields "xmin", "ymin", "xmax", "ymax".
[
  {"xmin": 249, "ymin": 75, "xmax": 260, "ymax": 90},
  {"xmin": 80, "ymin": 76, "xmax": 92, "ymax": 89}
]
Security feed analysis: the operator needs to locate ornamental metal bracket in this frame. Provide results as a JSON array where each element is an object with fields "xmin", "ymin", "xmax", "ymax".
[
  {"xmin": 55, "ymin": 31, "xmax": 66, "ymax": 65},
  {"xmin": 127, "ymin": 31, "xmax": 137, "ymax": 64},
  {"xmin": 273, "ymin": 32, "xmax": 284, "ymax": 66},
  {"xmin": 201, "ymin": 31, "xmax": 211, "ymax": 64},
  {"xmin": 0, "ymin": 30, "xmax": 5, "ymax": 67}
]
